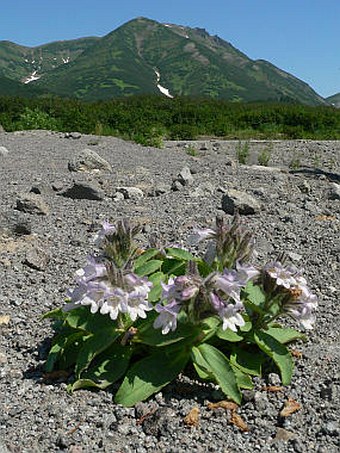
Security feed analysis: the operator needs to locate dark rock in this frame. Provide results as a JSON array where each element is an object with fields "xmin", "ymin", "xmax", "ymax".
[
  {"xmin": 59, "ymin": 181, "xmax": 105, "ymax": 200},
  {"xmin": 141, "ymin": 407, "xmax": 177, "ymax": 437}
]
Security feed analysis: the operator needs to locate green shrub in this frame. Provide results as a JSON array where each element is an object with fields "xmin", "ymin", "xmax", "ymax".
[
  {"xmin": 15, "ymin": 107, "xmax": 60, "ymax": 131},
  {"xmin": 257, "ymin": 143, "xmax": 273, "ymax": 166},
  {"xmin": 236, "ymin": 141, "xmax": 250, "ymax": 164}
]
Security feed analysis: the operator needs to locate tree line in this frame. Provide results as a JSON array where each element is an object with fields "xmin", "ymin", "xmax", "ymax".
[{"xmin": 0, "ymin": 95, "xmax": 339, "ymax": 146}]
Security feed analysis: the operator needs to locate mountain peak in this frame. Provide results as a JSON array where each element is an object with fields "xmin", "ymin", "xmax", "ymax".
[{"xmin": 0, "ymin": 18, "xmax": 326, "ymax": 104}]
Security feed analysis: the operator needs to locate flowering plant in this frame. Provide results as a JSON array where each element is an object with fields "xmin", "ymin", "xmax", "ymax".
[{"xmin": 43, "ymin": 216, "xmax": 317, "ymax": 406}]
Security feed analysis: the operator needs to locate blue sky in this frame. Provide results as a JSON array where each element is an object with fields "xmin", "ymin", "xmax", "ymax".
[{"xmin": 1, "ymin": 0, "xmax": 339, "ymax": 97}]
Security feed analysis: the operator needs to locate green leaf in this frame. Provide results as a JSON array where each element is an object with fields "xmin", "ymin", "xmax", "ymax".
[
  {"xmin": 165, "ymin": 247, "xmax": 194, "ymax": 261},
  {"xmin": 192, "ymin": 343, "xmax": 241, "ymax": 404},
  {"xmin": 147, "ymin": 271, "xmax": 165, "ymax": 302},
  {"xmin": 254, "ymin": 331, "xmax": 294, "ymax": 385},
  {"xmin": 137, "ymin": 312, "xmax": 200, "ymax": 347},
  {"xmin": 197, "ymin": 259, "xmax": 213, "ymax": 278},
  {"xmin": 265, "ymin": 327, "xmax": 307, "ymax": 344},
  {"xmin": 45, "ymin": 327, "xmax": 84, "ymax": 372},
  {"xmin": 134, "ymin": 249, "xmax": 160, "ymax": 269},
  {"xmin": 40, "ymin": 307, "xmax": 65, "ymax": 321},
  {"xmin": 230, "ymin": 348, "xmax": 263, "ymax": 376},
  {"xmin": 231, "ymin": 365, "xmax": 254, "ymax": 390},
  {"xmin": 75, "ymin": 327, "xmax": 121, "ymax": 377},
  {"xmin": 71, "ymin": 343, "xmax": 132, "ymax": 390},
  {"xmin": 244, "ymin": 281, "xmax": 266, "ymax": 313},
  {"xmin": 115, "ymin": 349, "xmax": 189, "ymax": 406},
  {"xmin": 162, "ymin": 258, "xmax": 186, "ymax": 276},
  {"xmin": 134, "ymin": 259, "xmax": 163, "ymax": 277},
  {"xmin": 45, "ymin": 334, "xmax": 69, "ymax": 372},
  {"xmin": 65, "ymin": 306, "xmax": 118, "ymax": 333},
  {"xmin": 217, "ymin": 327, "xmax": 244, "ymax": 342},
  {"xmin": 193, "ymin": 362, "xmax": 214, "ymax": 381},
  {"xmin": 69, "ymin": 378, "xmax": 103, "ymax": 391}
]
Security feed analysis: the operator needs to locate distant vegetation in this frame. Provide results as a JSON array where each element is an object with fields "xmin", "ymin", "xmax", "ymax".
[{"xmin": 0, "ymin": 95, "xmax": 339, "ymax": 145}]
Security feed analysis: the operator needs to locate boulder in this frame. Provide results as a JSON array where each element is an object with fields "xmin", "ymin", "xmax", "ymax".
[
  {"xmin": 59, "ymin": 180, "xmax": 105, "ymax": 200},
  {"xmin": 221, "ymin": 189, "xmax": 261, "ymax": 215},
  {"xmin": 15, "ymin": 193, "xmax": 50, "ymax": 215},
  {"xmin": 68, "ymin": 148, "xmax": 112, "ymax": 173}
]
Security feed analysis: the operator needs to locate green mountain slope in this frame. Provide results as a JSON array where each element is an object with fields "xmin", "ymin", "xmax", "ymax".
[
  {"xmin": 0, "ymin": 17, "xmax": 327, "ymax": 105},
  {"xmin": 0, "ymin": 37, "xmax": 99, "ymax": 83},
  {"xmin": 326, "ymin": 93, "xmax": 340, "ymax": 107},
  {"xmin": 0, "ymin": 74, "xmax": 44, "ymax": 97}
]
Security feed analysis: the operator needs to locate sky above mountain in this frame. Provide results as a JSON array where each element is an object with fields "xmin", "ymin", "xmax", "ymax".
[{"xmin": 1, "ymin": 0, "xmax": 339, "ymax": 98}]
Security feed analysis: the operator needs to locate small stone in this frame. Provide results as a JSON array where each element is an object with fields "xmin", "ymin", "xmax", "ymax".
[
  {"xmin": 272, "ymin": 427, "xmax": 297, "ymax": 443},
  {"xmin": 56, "ymin": 434, "xmax": 69, "ymax": 449},
  {"xmin": 322, "ymin": 421, "xmax": 339, "ymax": 436},
  {"xmin": 52, "ymin": 181, "xmax": 65, "ymax": 192},
  {"xmin": 0, "ymin": 145, "xmax": 9, "ymax": 156},
  {"xmin": 171, "ymin": 180, "xmax": 184, "ymax": 191},
  {"xmin": 178, "ymin": 166, "xmax": 194, "ymax": 185},
  {"xmin": 116, "ymin": 187, "xmax": 144, "ymax": 199},
  {"xmin": 298, "ymin": 180, "xmax": 311, "ymax": 194},
  {"xmin": 268, "ymin": 373, "xmax": 281, "ymax": 386},
  {"xmin": 328, "ymin": 183, "xmax": 340, "ymax": 200},
  {"xmin": 65, "ymin": 131, "xmax": 81, "ymax": 139},
  {"xmin": 288, "ymin": 252, "xmax": 303, "ymax": 262},
  {"xmin": 23, "ymin": 246, "xmax": 50, "ymax": 271},
  {"xmin": 254, "ymin": 391, "xmax": 269, "ymax": 411}
]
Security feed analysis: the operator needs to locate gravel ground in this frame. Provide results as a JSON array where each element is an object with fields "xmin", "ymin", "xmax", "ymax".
[{"xmin": 0, "ymin": 130, "xmax": 339, "ymax": 453}]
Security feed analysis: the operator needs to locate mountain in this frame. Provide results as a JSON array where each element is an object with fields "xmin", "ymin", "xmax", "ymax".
[
  {"xmin": 326, "ymin": 93, "xmax": 340, "ymax": 108},
  {"xmin": 0, "ymin": 17, "xmax": 327, "ymax": 105}
]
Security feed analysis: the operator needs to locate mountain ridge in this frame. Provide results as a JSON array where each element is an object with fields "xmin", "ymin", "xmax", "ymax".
[{"xmin": 0, "ymin": 17, "xmax": 328, "ymax": 105}]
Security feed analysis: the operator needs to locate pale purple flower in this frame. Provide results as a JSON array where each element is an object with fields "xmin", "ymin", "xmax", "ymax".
[
  {"xmin": 93, "ymin": 221, "xmax": 117, "ymax": 246},
  {"xmin": 123, "ymin": 273, "xmax": 153, "ymax": 321},
  {"xmin": 264, "ymin": 261, "xmax": 298, "ymax": 289},
  {"xmin": 285, "ymin": 285, "xmax": 318, "ymax": 329},
  {"xmin": 66, "ymin": 279, "xmax": 113, "ymax": 314},
  {"xmin": 214, "ymin": 269, "xmax": 244, "ymax": 303},
  {"xmin": 161, "ymin": 275, "xmax": 199, "ymax": 303},
  {"xmin": 153, "ymin": 300, "xmax": 181, "ymax": 334},
  {"xmin": 236, "ymin": 261, "xmax": 259, "ymax": 285},
  {"xmin": 75, "ymin": 257, "xmax": 107, "ymax": 283},
  {"xmin": 210, "ymin": 293, "xmax": 245, "ymax": 331},
  {"xmin": 64, "ymin": 266, "xmax": 153, "ymax": 322}
]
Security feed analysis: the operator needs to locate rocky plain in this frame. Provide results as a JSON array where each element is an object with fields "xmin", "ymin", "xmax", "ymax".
[{"xmin": 0, "ymin": 130, "xmax": 339, "ymax": 453}]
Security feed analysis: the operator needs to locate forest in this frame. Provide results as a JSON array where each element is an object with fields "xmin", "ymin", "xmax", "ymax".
[{"xmin": 0, "ymin": 95, "xmax": 339, "ymax": 146}]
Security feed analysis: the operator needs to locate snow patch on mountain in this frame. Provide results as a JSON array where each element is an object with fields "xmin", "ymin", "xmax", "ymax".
[
  {"xmin": 155, "ymin": 70, "xmax": 174, "ymax": 99},
  {"xmin": 23, "ymin": 71, "xmax": 41, "ymax": 84}
]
